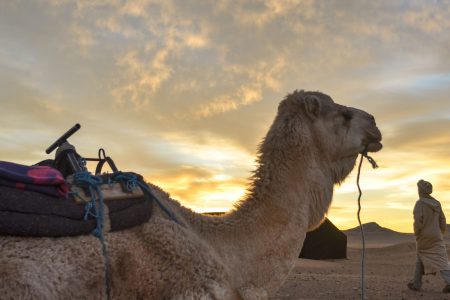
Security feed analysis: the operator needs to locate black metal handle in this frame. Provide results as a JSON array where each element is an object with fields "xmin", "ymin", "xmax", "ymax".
[{"xmin": 45, "ymin": 123, "xmax": 81, "ymax": 154}]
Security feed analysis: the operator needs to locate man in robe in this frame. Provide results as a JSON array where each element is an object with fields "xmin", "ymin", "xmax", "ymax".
[{"xmin": 408, "ymin": 179, "xmax": 450, "ymax": 293}]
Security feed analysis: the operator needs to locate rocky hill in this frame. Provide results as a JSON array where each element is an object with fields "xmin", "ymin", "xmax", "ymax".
[
  {"xmin": 344, "ymin": 222, "xmax": 401, "ymax": 234},
  {"xmin": 344, "ymin": 222, "xmax": 415, "ymax": 248},
  {"xmin": 344, "ymin": 222, "xmax": 450, "ymax": 248}
]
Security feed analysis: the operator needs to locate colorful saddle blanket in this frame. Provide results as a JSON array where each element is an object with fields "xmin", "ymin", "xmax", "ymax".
[{"xmin": 0, "ymin": 161, "xmax": 69, "ymax": 197}]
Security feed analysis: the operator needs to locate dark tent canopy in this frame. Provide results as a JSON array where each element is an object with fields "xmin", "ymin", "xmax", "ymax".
[{"xmin": 299, "ymin": 218, "xmax": 347, "ymax": 260}]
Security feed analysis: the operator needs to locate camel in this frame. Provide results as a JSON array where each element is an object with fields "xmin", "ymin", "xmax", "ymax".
[{"xmin": 0, "ymin": 90, "xmax": 382, "ymax": 299}]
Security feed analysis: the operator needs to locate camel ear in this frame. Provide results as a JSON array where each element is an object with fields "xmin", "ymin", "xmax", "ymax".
[{"xmin": 302, "ymin": 95, "xmax": 322, "ymax": 119}]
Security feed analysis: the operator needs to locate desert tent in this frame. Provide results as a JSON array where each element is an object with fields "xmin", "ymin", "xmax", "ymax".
[{"xmin": 299, "ymin": 218, "xmax": 347, "ymax": 259}]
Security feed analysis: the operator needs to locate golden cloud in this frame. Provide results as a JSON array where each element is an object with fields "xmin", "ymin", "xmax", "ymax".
[
  {"xmin": 196, "ymin": 86, "xmax": 261, "ymax": 118},
  {"xmin": 184, "ymin": 33, "xmax": 209, "ymax": 48}
]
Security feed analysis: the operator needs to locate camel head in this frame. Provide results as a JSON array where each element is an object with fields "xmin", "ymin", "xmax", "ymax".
[{"xmin": 265, "ymin": 90, "xmax": 382, "ymax": 183}]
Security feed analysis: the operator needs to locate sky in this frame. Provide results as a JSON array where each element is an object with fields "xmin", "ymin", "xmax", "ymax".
[{"xmin": 1, "ymin": 0, "xmax": 449, "ymax": 233}]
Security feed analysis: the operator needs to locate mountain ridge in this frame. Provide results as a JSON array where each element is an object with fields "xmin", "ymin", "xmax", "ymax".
[{"xmin": 343, "ymin": 222, "xmax": 406, "ymax": 234}]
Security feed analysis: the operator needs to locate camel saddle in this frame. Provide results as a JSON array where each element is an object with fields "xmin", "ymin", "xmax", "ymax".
[{"xmin": 0, "ymin": 162, "xmax": 153, "ymax": 237}]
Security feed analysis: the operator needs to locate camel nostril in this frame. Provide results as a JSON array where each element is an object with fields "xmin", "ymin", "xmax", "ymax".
[{"xmin": 368, "ymin": 114, "xmax": 376, "ymax": 125}]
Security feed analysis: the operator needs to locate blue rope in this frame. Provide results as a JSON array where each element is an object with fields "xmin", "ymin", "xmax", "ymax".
[
  {"xmin": 111, "ymin": 172, "xmax": 183, "ymax": 226},
  {"xmin": 73, "ymin": 171, "xmax": 111, "ymax": 300},
  {"xmin": 111, "ymin": 172, "xmax": 137, "ymax": 192}
]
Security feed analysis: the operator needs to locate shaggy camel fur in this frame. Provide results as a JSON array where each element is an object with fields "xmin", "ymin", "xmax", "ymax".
[{"xmin": 0, "ymin": 90, "xmax": 382, "ymax": 299}]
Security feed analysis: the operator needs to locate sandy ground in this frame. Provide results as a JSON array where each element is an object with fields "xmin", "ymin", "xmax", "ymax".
[{"xmin": 271, "ymin": 242, "xmax": 450, "ymax": 300}]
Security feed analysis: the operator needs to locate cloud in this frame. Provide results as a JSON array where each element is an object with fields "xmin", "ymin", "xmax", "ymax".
[
  {"xmin": 0, "ymin": 68, "xmax": 71, "ymax": 162},
  {"xmin": 184, "ymin": 33, "xmax": 209, "ymax": 49},
  {"xmin": 70, "ymin": 24, "xmax": 95, "ymax": 54},
  {"xmin": 112, "ymin": 49, "xmax": 173, "ymax": 108},
  {"xmin": 384, "ymin": 119, "xmax": 450, "ymax": 160},
  {"xmin": 196, "ymin": 86, "xmax": 261, "ymax": 118},
  {"xmin": 193, "ymin": 58, "xmax": 285, "ymax": 118},
  {"xmin": 224, "ymin": 0, "xmax": 313, "ymax": 27},
  {"xmin": 403, "ymin": 3, "xmax": 450, "ymax": 33}
]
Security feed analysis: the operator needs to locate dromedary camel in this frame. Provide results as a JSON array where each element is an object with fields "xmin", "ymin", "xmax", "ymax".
[{"xmin": 0, "ymin": 90, "xmax": 382, "ymax": 299}]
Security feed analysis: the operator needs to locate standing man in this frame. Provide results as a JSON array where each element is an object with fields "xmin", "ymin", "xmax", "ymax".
[{"xmin": 408, "ymin": 179, "xmax": 450, "ymax": 293}]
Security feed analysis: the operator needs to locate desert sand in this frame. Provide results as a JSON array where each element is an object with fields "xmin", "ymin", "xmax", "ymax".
[{"xmin": 271, "ymin": 223, "xmax": 450, "ymax": 299}]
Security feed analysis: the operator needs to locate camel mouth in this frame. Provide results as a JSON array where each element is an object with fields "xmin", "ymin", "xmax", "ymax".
[
  {"xmin": 362, "ymin": 128, "xmax": 382, "ymax": 153},
  {"xmin": 364, "ymin": 141, "xmax": 383, "ymax": 153}
]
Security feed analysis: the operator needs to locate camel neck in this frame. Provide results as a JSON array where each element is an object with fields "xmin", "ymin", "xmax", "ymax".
[
  {"xmin": 227, "ymin": 121, "xmax": 335, "ymax": 221},
  {"xmin": 197, "ymin": 149, "xmax": 334, "ymax": 291},
  {"xmin": 234, "ymin": 149, "xmax": 333, "ymax": 229}
]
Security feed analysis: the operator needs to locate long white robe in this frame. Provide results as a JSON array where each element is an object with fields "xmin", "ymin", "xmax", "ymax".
[{"xmin": 413, "ymin": 197, "xmax": 450, "ymax": 271}]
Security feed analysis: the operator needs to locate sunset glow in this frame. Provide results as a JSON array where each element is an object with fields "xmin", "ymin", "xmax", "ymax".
[{"xmin": 1, "ymin": 1, "xmax": 449, "ymax": 233}]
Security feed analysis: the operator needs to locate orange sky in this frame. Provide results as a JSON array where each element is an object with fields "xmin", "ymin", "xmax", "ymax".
[{"xmin": 1, "ymin": 1, "xmax": 450, "ymax": 233}]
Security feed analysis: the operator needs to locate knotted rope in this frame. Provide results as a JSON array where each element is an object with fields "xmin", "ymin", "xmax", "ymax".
[{"xmin": 73, "ymin": 171, "xmax": 111, "ymax": 300}]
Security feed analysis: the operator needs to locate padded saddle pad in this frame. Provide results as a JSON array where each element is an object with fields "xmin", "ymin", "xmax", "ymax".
[{"xmin": 0, "ymin": 186, "xmax": 153, "ymax": 237}]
